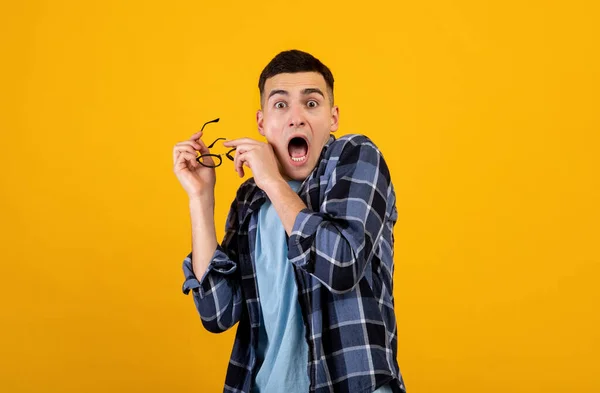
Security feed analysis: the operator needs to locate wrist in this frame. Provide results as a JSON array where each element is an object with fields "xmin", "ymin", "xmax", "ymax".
[
  {"xmin": 188, "ymin": 192, "xmax": 215, "ymax": 207},
  {"xmin": 262, "ymin": 177, "xmax": 288, "ymax": 196}
]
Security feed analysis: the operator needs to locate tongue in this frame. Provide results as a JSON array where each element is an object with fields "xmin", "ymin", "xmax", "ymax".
[{"xmin": 288, "ymin": 143, "xmax": 308, "ymax": 158}]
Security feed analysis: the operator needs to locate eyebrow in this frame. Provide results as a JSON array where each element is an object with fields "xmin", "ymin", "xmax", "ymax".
[{"xmin": 267, "ymin": 88, "xmax": 325, "ymax": 100}]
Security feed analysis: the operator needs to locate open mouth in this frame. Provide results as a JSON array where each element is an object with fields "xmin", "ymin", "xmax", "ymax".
[{"xmin": 287, "ymin": 136, "xmax": 309, "ymax": 164}]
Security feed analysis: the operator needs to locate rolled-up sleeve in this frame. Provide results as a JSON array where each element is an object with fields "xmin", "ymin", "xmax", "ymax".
[
  {"xmin": 181, "ymin": 198, "xmax": 243, "ymax": 333},
  {"xmin": 287, "ymin": 136, "xmax": 391, "ymax": 294}
]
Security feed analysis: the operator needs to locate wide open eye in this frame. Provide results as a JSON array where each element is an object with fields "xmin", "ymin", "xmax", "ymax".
[
  {"xmin": 275, "ymin": 101, "xmax": 287, "ymax": 109},
  {"xmin": 307, "ymin": 100, "xmax": 318, "ymax": 108}
]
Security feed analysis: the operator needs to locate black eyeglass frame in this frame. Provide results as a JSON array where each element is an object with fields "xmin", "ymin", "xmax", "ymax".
[{"xmin": 195, "ymin": 118, "xmax": 236, "ymax": 168}]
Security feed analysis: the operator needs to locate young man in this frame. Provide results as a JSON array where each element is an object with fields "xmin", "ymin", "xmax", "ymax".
[{"xmin": 173, "ymin": 50, "xmax": 407, "ymax": 393}]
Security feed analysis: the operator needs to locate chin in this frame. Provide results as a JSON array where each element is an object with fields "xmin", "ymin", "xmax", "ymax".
[
  {"xmin": 275, "ymin": 160, "xmax": 306, "ymax": 181},
  {"xmin": 285, "ymin": 161, "xmax": 317, "ymax": 181}
]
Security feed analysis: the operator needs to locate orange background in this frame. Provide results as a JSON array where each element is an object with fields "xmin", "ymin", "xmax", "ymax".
[{"xmin": 1, "ymin": 1, "xmax": 599, "ymax": 392}]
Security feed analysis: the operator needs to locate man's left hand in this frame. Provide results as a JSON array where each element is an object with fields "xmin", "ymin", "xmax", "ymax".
[{"xmin": 222, "ymin": 138, "xmax": 285, "ymax": 191}]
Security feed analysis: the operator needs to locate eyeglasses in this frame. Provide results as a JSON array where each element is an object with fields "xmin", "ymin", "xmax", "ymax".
[{"xmin": 195, "ymin": 118, "xmax": 236, "ymax": 168}]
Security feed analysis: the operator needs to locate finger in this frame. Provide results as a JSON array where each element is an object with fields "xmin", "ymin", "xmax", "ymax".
[
  {"xmin": 189, "ymin": 131, "xmax": 203, "ymax": 141},
  {"xmin": 173, "ymin": 142, "xmax": 201, "ymax": 157},
  {"xmin": 235, "ymin": 151, "xmax": 249, "ymax": 178},
  {"xmin": 174, "ymin": 139, "xmax": 211, "ymax": 163},
  {"xmin": 180, "ymin": 143, "xmax": 216, "ymax": 167},
  {"xmin": 233, "ymin": 146, "xmax": 255, "ymax": 177},
  {"xmin": 179, "ymin": 140, "xmax": 203, "ymax": 151},
  {"xmin": 175, "ymin": 151, "xmax": 199, "ymax": 171},
  {"xmin": 182, "ymin": 151, "xmax": 198, "ymax": 164},
  {"xmin": 173, "ymin": 147, "xmax": 185, "ymax": 165},
  {"xmin": 231, "ymin": 143, "xmax": 259, "ymax": 157},
  {"xmin": 194, "ymin": 138, "xmax": 212, "ymax": 155},
  {"xmin": 173, "ymin": 144, "xmax": 200, "ymax": 164},
  {"xmin": 174, "ymin": 151, "xmax": 197, "ymax": 171},
  {"xmin": 187, "ymin": 132, "xmax": 211, "ymax": 154},
  {"xmin": 222, "ymin": 138, "xmax": 262, "ymax": 148},
  {"xmin": 174, "ymin": 152, "xmax": 188, "ymax": 172},
  {"xmin": 177, "ymin": 147, "xmax": 205, "ymax": 168}
]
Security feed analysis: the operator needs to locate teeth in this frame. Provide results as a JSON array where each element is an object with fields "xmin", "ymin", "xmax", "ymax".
[{"xmin": 291, "ymin": 155, "xmax": 307, "ymax": 162}]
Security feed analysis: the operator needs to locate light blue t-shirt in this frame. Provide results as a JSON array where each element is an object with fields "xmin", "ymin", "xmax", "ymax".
[
  {"xmin": 252, "ymin": 180, "xmax": 309, "ymax": 393},
  {"xmin": 252, "ymin": 180, "xmax": 394, "ymax": 393}
]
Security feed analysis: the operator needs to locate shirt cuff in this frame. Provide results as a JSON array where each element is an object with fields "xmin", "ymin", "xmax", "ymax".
[
  {"xmin": 287, "ymin": 208, "xmax": 325, "ymax": 269},
  {"xmin": 181, "ymin": 245, "xmax": 237, "ymax": 296}
]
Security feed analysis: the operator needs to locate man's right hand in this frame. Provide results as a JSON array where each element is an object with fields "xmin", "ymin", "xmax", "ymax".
[{"xmin": 173, "ymin": 130, "xmax": 217, "ymax": 198}]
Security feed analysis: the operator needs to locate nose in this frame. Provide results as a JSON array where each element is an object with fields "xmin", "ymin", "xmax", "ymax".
[{"xmin": 288, "ymin": 105, "xmax": 306, "ymax": 128}]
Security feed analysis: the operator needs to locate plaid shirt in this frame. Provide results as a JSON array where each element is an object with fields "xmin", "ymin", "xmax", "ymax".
[{"xmin": 182, "ymin": 134, "xmax": 407, "ymax": 393}]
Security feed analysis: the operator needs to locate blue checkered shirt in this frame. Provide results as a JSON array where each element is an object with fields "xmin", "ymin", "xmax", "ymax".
[{"xmin": 182, "ymin": 134, "xmax": 407, "ymax": 393}]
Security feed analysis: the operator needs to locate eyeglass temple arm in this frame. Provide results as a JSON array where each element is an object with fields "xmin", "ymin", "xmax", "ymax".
[
  {"xmin": 225, "ymin": 148, "xmax": 236, "ymax": 161},
  {"xmin": 208, "ymin": 137, "xmax": 226, "ymax": 149},
  {"xmin": 200, "ymin": 118, "xmax": 220, "ymax": 133}
]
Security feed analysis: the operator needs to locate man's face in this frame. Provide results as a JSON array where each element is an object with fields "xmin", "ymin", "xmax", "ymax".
[{"xmin": 257, "ymin": 72, "xmax": 339, "ymax": 181}]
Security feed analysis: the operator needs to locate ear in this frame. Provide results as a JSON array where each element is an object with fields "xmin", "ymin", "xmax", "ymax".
[
  {"xmin": 257, "ymin": 110, "xmax": 265, "ymax": 136},
  {"xmin": 330, "ymin": 105, "xmax": 340, "ymax": 132}
]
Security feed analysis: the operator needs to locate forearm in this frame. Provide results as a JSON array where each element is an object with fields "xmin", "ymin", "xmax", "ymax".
[
  {"xmin": 189, "ymin": 193, "xmax": 218, "ymax": 280},
  {"xmin": 263, "ymin": 180, "xmax": 307, "ymax": 236}
]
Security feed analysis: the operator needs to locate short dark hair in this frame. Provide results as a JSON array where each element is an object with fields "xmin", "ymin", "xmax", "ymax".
[{"xmin": 258, "ymin": 49, "xmax": 335, "ymax": 106}]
